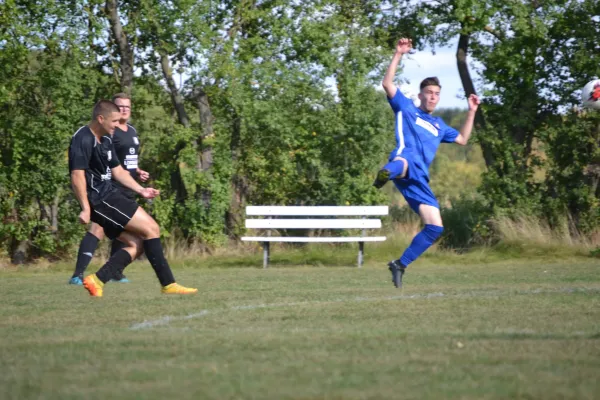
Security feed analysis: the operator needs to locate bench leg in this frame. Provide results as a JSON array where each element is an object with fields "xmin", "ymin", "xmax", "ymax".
[
  {"xmin": 263, "ymin": 242, "xmax": 270, "ymax": 269},
  {"xmin": 358, "ymin": 242, "xmax": 364, "ymax": 268}
]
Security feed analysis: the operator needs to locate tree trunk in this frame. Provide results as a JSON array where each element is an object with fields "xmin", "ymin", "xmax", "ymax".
[
  {"xmin": 8, "ymin": 206, "xmax": 29, "ymax": 264},
  {"xmin": 51, "ymin": 194, "xmax": 59, "ymax": 233},
  {"xmin": 159, "ymin": 51, "xmax": 190, "ymax": 128},
  {"xmin": 456, "ymin": 32, "xmax": 495, "ymax": 168},
  {"xmin": 192, "ymin": 87, "xmax": 215, "ymax": 208},
  {"xmin": 192, "ymin": 87, "xmax": 214, "ymax": 172},
  {"xmin": 158, "ymin": 50, "xmax": 191, "ymax": 204},
  {"xmin": 11, "ymin": 239, "xmax": 29, "ymax": 265},
  {"xmin": 227, "ymin": 114, "xmax": 246, "ymax": 238},
  {"xmin": 105, "ymin": 0, "xmax": 134, "ymax": 94}
]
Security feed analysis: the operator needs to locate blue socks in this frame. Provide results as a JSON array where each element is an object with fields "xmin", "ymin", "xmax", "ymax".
[
  {"xmin": 383, "ymin": 158, "xmax": 407, "ymax": 180},
  {"xmin": 399, "ymin": 224, "xmax": 444, "ymax": 267}
]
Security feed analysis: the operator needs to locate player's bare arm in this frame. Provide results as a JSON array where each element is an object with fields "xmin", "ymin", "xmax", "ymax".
[
  {"xmin": 382, "ymin": 38, "xmax": 412, "ymax": 98},
  {"xmin": 71, "ymin": 170, "xmax": 91, "ymax": 224},
  {"xmin": 455, "ymin": 94, "xmax": 481, "ymax": 146},
  {"xmin": 136, "ymin": 168, "xmax": 150, "ymax": 182},
  {"xmin": 112, "ymin": 165, "xmax": 159, "ymax": 199}
]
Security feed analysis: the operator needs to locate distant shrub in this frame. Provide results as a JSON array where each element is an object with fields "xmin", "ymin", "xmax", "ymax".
[{"xmin": 440, "ymin": 196, "xmax": 493, "ymax": 250}]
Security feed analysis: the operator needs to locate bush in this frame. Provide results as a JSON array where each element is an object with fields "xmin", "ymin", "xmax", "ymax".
[{"xmin": 440, "ymin": 196, "xmax": 494, "ymax": 250}]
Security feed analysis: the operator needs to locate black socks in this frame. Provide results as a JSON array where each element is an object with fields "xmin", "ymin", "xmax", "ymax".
[
  {"xmin": 72, "ymin": 232, "xmax": 99, "ymax": 278},
  {"xmin": 95, "ymin": 249, "xmax": 132, "ymax": 284},
  {"xmin": 110, "ymin": 239, "xmax": 126, "ymax": 257},
  {"xmin": 143, "ymin": 238, "xmax": 175, "ymax": 287}
]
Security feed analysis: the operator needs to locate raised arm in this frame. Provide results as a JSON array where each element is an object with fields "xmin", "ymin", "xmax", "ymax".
[
  {"xmin": 454, "ymin": 94, "xmax": 481, "ymax": 146},
  {"xmin": 382, "ymin": 38, "xmax": 413, "ymax": 98},
  {"xmin": 70, "ymin": 170, "xmax": 91, "ymax": 224}
]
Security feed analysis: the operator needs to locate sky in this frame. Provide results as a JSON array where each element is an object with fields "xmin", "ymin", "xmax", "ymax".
[{"xmin": 397, "ymin": 40, "xmax": 480, "ymax": 110}]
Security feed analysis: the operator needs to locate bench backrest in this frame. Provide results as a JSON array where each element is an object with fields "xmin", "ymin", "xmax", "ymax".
[{"xmin": 245, "ymin": 206, "xmax": 388, "ymax": 229}]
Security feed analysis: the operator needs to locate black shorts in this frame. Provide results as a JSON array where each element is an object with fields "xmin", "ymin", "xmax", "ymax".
[
  {"xmin": 120, "ymin": 188, "xmax": 137, "ymax": 201},
  {"xmin": 90, "ymin": 189, "xmax": 139, "ymax": 240},
  {"xmin": 112, "ymin": 181, "xmax": 137, "ymax": 200}
]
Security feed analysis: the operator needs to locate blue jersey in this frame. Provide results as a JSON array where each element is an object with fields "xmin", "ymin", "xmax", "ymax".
[{"xmin": 388, "ymin": 90, "xmax": 459, "ymax": 180}]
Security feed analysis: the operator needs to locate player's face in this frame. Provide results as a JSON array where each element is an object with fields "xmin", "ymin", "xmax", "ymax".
[
  {"xmin": 98, "ymin": 112, "xmax": 121, "ymax": 135},
  {"xmin": 418, "ymin": 85, "xmax": 441, "ymax": 113},
  {"xmin": 113, "ymin": 98, "xmax": 131, "ymax": 122}
]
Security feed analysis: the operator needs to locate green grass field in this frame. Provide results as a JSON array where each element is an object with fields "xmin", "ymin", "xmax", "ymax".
[{"xmin": 1, "ymin": 254, "xmax": 599, "ymax": 399}]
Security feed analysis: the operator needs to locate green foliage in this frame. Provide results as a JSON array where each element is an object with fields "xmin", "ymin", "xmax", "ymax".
[
  {"xmin": 430, "ymin": 109, "xmax": 485, "ymax": 203},
  {"xmin": 416, "ymin": 0, "xmax": 600, "ymax": 238},
  {"xmin": 541, "ymin": 111, "xmax": 600, "ymax": 234},
  {"xmin": 1, "ymin": 0, "xmax": 598, "ymax": 263},
  {"xmin": 440, "ymin": 196, "xmax": 493, "ymax": 249},
  {"xmin": 0, "ymin": 1, "xmax": 112, "ymax": 261},
  {"xmin": 474, "ymin": 1, "xmax": 599, "ymax": 229}
]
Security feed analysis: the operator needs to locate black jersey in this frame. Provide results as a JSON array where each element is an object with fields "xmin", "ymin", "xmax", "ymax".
[
  {"xmin": 68, "ymin": 125, "xmax": 120, "ymax": 204},
  {"xmin": 111, "ymin": 124, "xmax": 140, "ymax": 197},
  {"xmin": 112, "ymin": 124, "xmax": 140, "ymax": 180}
]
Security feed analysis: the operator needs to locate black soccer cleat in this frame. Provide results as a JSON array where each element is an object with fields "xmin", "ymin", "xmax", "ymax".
[
  {"xmin": 373, "ymin": 168, "xmax": 391, "ymax": 189},
  {"xmin": 387, "ymin": 260, "xmax": 406, "ymax": 288}
]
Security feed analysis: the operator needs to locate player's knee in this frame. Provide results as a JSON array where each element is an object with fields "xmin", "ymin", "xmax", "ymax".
[
  {"xmin": 424, "ymin": 224, "xmax": 444, "ymax": 241},
  {"xmin": 143, "ymin": 219, "xmax": 161, "ymax": 239},
  {"xmin": 392, "ymin": 157, "xmax": 408, "ymax": 179},
  {"xmin": 89, "ymin": 224, "xmax": 105, "ymax": 240}
]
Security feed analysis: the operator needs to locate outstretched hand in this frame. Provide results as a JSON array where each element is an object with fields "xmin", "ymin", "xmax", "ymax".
[
  {"xmin": 396, "ymin": 38, "xmax": 413, "ymax": 55},
  {"xmin": 468, "ymin": 94, "xmax": 481, "ymax": 111},
  {"xmin": 140, "ymin": 187, "xmax": 160, "ymax": 199}
]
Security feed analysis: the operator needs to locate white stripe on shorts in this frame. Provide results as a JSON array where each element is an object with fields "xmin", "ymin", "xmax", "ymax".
[
  {"xmin": 103, "ymin": 200, "xmax": 133, "ymax": 220},
  {"xmin": 93, "ymin": 209, "xmax": 125, "ymax": 228}
]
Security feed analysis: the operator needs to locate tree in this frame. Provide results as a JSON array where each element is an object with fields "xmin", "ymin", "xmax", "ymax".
[
  {"xmin": 414, "ymin": 0, "xmax": 600, "ymax": 218},
  {"xmin": 0, "ymin": 0, "xmax": 112, "ymax": 263}
]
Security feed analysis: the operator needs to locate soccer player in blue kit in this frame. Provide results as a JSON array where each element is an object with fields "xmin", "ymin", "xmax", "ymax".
[{"xmin": 373, "ymin": 38, "xmax": 480, "ymax": 288}]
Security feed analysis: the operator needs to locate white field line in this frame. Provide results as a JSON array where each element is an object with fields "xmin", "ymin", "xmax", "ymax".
[{"xmin": 130, "ymin": 286, "xmax": 599, "ymax": 331}]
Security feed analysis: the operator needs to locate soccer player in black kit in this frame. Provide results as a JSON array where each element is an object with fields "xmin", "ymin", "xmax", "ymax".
[
  {"xmin": 68, "ymin": 100, "xmax": 197, "ymax": 296},
  {"xmin": 68, "ymin": 93, "xmax": 149, "ymax": 284}
]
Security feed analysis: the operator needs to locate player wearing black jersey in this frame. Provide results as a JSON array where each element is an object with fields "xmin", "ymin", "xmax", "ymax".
[
  {"xmin": 68, "ymin": 100, "xmax": 197, "ymax": 296},
  {"xmin": 68, "ymin": 93, "xmax": 150, "ymax": 284},
  {"xmin": 111, "ymin": 93, "xmax": 149, "ymax": 198}
]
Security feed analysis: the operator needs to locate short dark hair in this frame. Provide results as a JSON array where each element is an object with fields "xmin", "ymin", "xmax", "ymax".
[
  {"xmin": 420, "ymin": 77, "xmax": 441, "ymax": 90},
  {"xmin": 92, "ymin": 100, "xmax": 120, "ymax": 120},
  {"xmin": 111, "ymin": 92, "xmax": 130, "ymax": 102}
]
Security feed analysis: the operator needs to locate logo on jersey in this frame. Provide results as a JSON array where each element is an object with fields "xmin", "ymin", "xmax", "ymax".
[
  {"xmin": 129, "ymin": 147, "xmax": 135, "ymax": 155},
  {"xmin": 101, "ymin": 166, "xmax": 112, "ymax": 181},
  {"xmin": 416, "ymin": 117, "xmax": 439, "ymax": 137},
  {"xmin": 435, "ymin": 122, "xmax": 440, "ymax": 129},
  {"xmin": 125, "ymin": 154, "xmax": 138, "ymax": 170},
  {"xmin": 107, "ymin": 151, "xmax": 112, "ymax": 161},
  {"xmin": 133, "ymin": 137, "xmax": 139, "ymax": 145}
]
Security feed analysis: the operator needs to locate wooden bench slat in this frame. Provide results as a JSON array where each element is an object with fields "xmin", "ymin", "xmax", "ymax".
[
  {"xmin": 246, "ymin": 206, "xmax": 388, "ymax": 216},
  {"xmin": 245, "ymin": 219, "xmax": 381, "ymax": 229},
  {"xmin": 241, "ymin": 236, "xmax": 387, "ymax": 242}
]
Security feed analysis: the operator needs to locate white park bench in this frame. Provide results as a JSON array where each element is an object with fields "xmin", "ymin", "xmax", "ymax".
[{"xmin": 241, "ymin": 206, "xmax": 389, "ymax": 268}]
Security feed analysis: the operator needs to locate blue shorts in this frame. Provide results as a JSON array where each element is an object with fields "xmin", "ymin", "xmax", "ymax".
[{"xmin": 391, "ymin": 155, "xmax": 439, "ymax": 214}]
